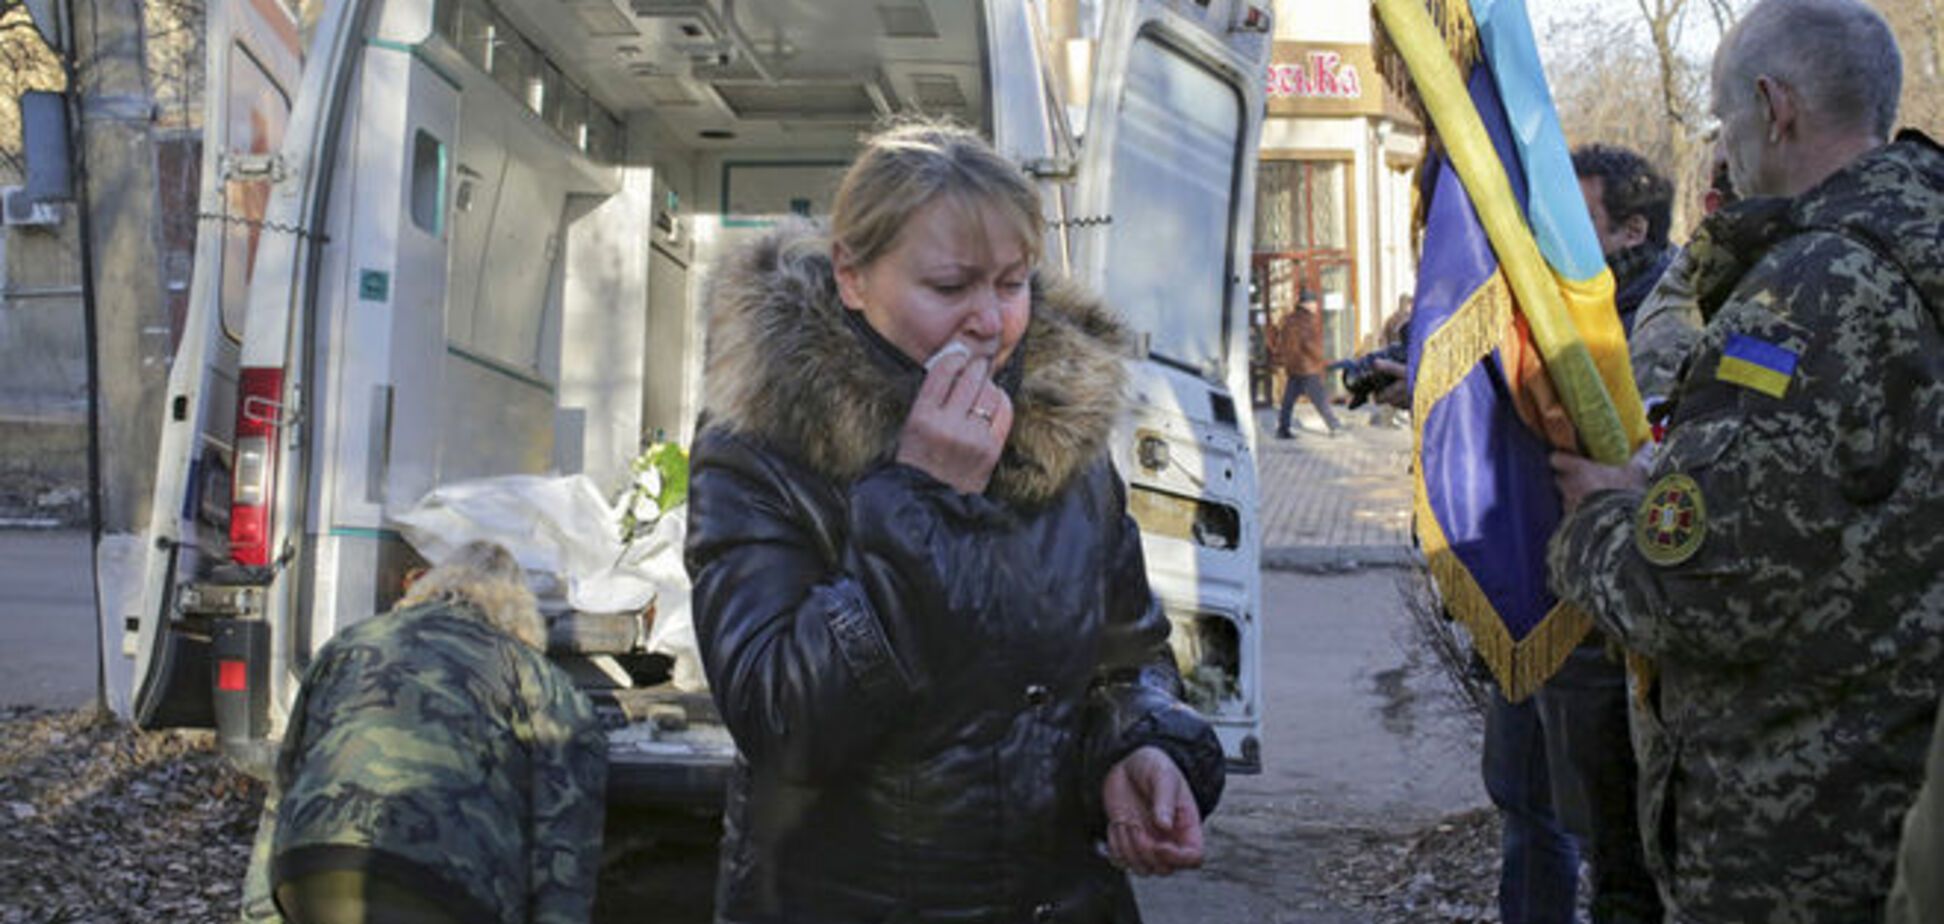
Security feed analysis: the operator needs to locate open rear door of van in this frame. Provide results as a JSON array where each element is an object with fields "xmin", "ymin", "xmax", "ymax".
[
  {"xmin": 117, "ymin": 0, "xmax": 368, "ymax": 744},
  {"xmin": 1067, "ymin": 0, "xmax": 1271, "ymax": 772}
]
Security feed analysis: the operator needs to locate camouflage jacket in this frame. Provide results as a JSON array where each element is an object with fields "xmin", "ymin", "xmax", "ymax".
[
  {"xmin": 1549, "ymin": 132, "xmax": 1944, "ymax": 923},
  {"xmin": 249, "ymin": 600, "xmax": 607, "ymax": 924},
  {"xmin": 1628, "ymin": 246, "xmax": 1706, "ymax": 407}
]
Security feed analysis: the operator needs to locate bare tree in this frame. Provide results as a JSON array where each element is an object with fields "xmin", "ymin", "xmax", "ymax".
[
  {"xmin": 0, "ymin": 2, "xmax": 64, "ymax": 182},
  {"xmin": 1548, "ymin": 0, "xmax": 1944, "ymax": 238},
  {"xmin": 145, "ymin": 0, "xmax": 205, "ymax": 132},
  {"xmin": 1542, "ymin": 1, "xmax": 1739, "ymax": 240},
  {"xmin": 1876, "ymin": 0, "xmax": 1944, "ymax": 137},
  {"xmin": 1636, "ymin": 0, "xmax": 1707, "ymax": 233}
]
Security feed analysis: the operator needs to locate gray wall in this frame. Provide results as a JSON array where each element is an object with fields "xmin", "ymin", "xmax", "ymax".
[{"xmin": 0, "ymin": 215, "xmax": 90, "ymax": 522}]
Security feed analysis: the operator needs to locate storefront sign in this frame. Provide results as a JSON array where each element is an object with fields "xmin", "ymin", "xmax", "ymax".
[{"xmin": 1265, "ymin": 42, "xmax": 1386, "ymax": 118}]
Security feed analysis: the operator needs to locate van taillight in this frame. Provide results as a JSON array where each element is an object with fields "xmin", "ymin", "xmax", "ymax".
[{"xmin": 230, "ymin": 367, "xmax": 285, "ymax": 567}]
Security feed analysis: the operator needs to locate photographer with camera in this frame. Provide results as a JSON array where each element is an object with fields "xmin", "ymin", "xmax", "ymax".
[{"xmin": 1331, "ymin": 294, "xmax": 1413, "ymax": 426}]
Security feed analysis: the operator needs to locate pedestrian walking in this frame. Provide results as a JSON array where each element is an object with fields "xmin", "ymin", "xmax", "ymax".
[{"xmin": 1272, "ymin": 289, "xmax": 1343, "ymax": 438}]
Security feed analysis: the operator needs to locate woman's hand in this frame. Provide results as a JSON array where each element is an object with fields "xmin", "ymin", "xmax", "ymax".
[
  {"xmin": 1101, "ymin": 746, "xmax": 1205, "ymax": 877},
  {"xmin": 895, "ymin": 352, "xmax": 1014, "ymax": 494}
]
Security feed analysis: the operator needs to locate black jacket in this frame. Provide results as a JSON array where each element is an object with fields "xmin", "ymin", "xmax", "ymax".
[
  {"xmin": 1611, "ymin": 241, "xmax": 1675, "ymax": 334},
  {"xmin": 685, "ymin": 224, "xmax": 1224, "ymax": 924}
]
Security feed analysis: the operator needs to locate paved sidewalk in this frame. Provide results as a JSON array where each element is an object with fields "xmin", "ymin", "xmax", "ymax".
[{"xmin": 1253, "ymin": 403, "xmax": 1418, "ymax": 571}]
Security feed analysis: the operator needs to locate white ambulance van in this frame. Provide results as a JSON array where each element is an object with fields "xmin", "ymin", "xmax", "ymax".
[{"xmin": 107, "ymin": 0, "xmax": 1272, "ymax": 805}]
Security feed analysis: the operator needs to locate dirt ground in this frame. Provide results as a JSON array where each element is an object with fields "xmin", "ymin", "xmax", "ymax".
[{"xmin": 1127, "ymin": 570, "xmax": 1497, "ymax": 924}]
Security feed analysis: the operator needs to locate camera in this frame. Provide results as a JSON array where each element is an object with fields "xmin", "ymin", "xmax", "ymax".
[{"xmin": 1328, "ymin": 341, "xmax": 1408, "ymax": 409}]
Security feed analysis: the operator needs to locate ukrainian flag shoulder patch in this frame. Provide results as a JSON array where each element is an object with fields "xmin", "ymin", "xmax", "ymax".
[{"xmin": 1715, "ymin": 333, "xmax": 1799, "ymax": 399}]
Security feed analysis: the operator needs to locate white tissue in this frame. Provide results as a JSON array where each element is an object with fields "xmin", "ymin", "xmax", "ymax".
[{"xmin": 923, "ymin": 340, "xmax": 972, "ymax": 371}]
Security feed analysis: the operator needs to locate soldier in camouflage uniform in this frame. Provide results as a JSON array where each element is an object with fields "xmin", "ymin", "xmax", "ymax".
[
  {"xmin": 241, "ymin": 541, "xmax": 607, "ymax": 923},
  {"xmin": 1627, "ymin": 152, "xmax": 1735, "ymax": 409},
  {"xmin": 1546, "ymin": 1, "xmax": 1944, "ymax": 920}
]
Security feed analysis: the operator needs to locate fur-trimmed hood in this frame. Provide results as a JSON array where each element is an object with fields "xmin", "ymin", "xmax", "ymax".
[{"xmin": 699, "ymin": 222, "xmax": 1129, "ymax": 508}]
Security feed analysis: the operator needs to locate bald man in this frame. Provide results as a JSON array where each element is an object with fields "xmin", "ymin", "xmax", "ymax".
[{"xmin": 1546, "ymin": 0, "xmax": 1944, "ymax": 920}]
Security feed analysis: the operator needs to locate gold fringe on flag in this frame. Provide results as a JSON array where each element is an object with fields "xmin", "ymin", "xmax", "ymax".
[
  {"xmin": 1408, "ymin": 270, "xmax": 1597, "ymax": 702},
  {"xmin": 1373, "ymin": 0, "xmax": 1479, "ymax": 130},
  {"xmin": 1375, "ymin": 0, "xmax": 1634, "ymax": 464}
]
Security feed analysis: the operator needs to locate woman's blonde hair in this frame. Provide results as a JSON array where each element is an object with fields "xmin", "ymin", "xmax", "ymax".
[
  {"xmin": 397, "ymin": 540, "xmax": 545, "ymax": 651},
  {"xmin": 829, "ymin": 119, "xmax": 1044, "ymax": 269}
]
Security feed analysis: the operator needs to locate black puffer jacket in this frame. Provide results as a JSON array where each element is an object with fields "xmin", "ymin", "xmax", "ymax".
[{"xmin": 685, "ymin": 224, "xmax": 1224, "ymax": 924}]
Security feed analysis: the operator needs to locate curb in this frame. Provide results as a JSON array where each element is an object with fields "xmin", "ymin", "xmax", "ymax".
[
  {"xmin": 0, "ymin": 517, "xmax": 67, "ymax": 530},
  {"xmin": 1261, "ymin": 544, "xmax": 1422, "ymax": 574}
]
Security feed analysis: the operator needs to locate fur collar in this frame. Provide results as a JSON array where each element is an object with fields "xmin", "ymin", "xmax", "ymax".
[{"xmin": 700, "ymin": 222, "xmax": 1129, "ymax": 508}]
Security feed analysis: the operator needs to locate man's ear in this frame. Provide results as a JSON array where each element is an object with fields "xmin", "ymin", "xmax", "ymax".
[
  {"xmin": 1756, "ymin": 75, "xmax": 1797, "ymax": 145},
  {"xmin": 1621, "ymin": 212, "xmax": 1650, "ymax": 249},
  {"xmin": 833, "ymin": 241, "xmax": 867, "ymax": 312}
]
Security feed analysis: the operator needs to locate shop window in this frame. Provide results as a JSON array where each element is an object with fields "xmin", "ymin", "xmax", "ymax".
[
  {"xmin": 1253, "ymin": 159, "xmax": 1357, "ymax": 372},
  {"xmin": 1255, "ymin": 160, "xmax": 1348, "ymax": 251},
  {"xmin": 432, "ymin": 0, "xmax": 623, "ymax": 162}
]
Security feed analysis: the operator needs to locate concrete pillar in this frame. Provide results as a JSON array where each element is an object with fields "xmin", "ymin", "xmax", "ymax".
[{"xmin": 72, "ymin": 0, "xmax": 168, "ymax": 536}]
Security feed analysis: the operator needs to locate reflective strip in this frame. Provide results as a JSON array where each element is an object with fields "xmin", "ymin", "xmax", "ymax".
[{"xmin": 218, "ymin": 659, "xmax": 249, "ymax": 692}]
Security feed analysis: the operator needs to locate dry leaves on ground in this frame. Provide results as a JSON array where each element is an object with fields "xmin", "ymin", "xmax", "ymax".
[
  {"xmin": 0, "ymin": 706, "xmax": 264, "ymax": 923},
  {"xmin": 1321, "ymin": 807, "xmax": 1503, "ymax": 923}
]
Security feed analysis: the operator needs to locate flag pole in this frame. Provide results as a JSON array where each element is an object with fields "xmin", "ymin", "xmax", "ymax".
[{"xmin": 1372, "ymin": 0, "xmax": 1634, "ymax": 465}]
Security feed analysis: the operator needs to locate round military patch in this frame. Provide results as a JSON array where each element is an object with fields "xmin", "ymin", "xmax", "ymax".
[{"xmin": 1634, "ymin": 473, "xmax": 1707, "ymax": 566}]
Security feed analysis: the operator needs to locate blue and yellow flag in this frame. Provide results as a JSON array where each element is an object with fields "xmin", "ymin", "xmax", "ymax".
[
  {"xmin": 1375, "ymin": 0, "xmax": 1650, "ymax": 700},
  {"xmin": 1716, "ymin": 334, "xmax": 1799, "ymax": 398}
]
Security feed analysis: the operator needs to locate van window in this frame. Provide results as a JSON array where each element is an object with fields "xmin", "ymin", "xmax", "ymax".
[
  {"xmin": 1099, "ymin": 35, "xmax": 1242, "ymax": 381},
  {"xmin": 434, "ymin": 0, "xmax": 622, "ymax": 161},
  {"xmin": 220, "ymin": 43, "xmax": 293, "ymax": 341}
]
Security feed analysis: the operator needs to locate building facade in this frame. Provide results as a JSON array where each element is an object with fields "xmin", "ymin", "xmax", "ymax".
[{"xmin": 1253, "ymin": 1, "xmax": 1422, "ymax": 394}]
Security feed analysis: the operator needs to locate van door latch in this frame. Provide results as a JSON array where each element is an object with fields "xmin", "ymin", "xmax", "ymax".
[
  {"xmin": 240, "ymin": 393, "xmax": 303, "ymax": 429},
  {"xmin": 1020, "ymin": 156, "xmax": 1077, "ymax": 180},
  {"xmin": 220, "ymin": 153, "xmax": 289, "ymax": 184}
]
